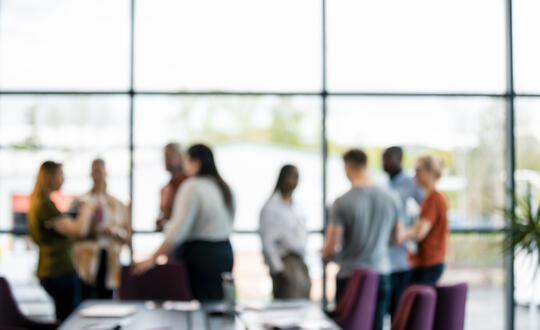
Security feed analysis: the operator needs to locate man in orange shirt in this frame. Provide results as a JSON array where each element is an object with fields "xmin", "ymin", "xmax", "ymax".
[{"xmin": 156, "ymin": 143, "xmax": 187, "ymax": 232}]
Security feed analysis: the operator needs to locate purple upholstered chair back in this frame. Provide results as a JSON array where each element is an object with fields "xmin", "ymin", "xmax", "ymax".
[
  {"xmin": 119, "ymin": 262, "xmax": 193, "ymax": 301},
  {"xmin": 0, "ymin": 277, "xmax": 59, "ymax": 330},
  {"xmin": 329, "ymin": 268, "xmax": 379, "ymax": 330},
  {"xmin": 391, "ymin": 285, "xmax": 437, "ymax": 330},
  {"xmin": 432, "ymin": 283, "xmax": 468, "ymax": 330}
]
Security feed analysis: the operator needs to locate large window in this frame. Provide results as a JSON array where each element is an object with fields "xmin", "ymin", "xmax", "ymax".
[
  {"xmin": 0, "ymin": 0, "xmax": 537, "ymax": 328},
  {"xmin": 327, "ymin": 0, "xmax": 505, "ymax": 93},
  {"xmin": 327, "ymin": 97, "xmax": 506, "ymax": 229}
]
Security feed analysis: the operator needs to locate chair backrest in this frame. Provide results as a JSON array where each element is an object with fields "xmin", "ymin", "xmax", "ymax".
[
  {"xmin": 0, "ymin": 277, "xmax": 59, "ymax": 330},
  {"xmin": 432, "ymin": 283, "xmax": 468, "ymax": 330},
  {"xmin": 119, "ymin": 262, "xmax": 193, "ymax": 301},
  {"xmin": 391, "ymin": 285, "xmax": 437, "ymax": 330},
  {"xmin": 0, "ymin": 277, "xmax": 27, "ymax": 327},
  {"xmin": 332, "ymin": 268, "xmax": 379, "ymax": 330}
]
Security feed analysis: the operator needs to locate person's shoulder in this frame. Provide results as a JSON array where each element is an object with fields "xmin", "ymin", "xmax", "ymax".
[
  {"xmin": 181, "ymin": 176, "xmax": 201, "ymax": 187},
  {"xmin": 107, "ymin": 194, "xmax": 126, "ymax": 207},
  {"xmin": 175, "ymin": 177, "xmax": 202, "ymax": 196},
  {"xmin": 373, "ymin": 185, "xmax": 397, "ymax": 198},
  {"xmin": 334, "ymin": 189, "xmax": 353, "ymax": 205},
  {"xmin": 432, "ymin": 190, "xmax": 448, "ymax": 205},
  {"xmin": 261, "ymin": 193, "xmax": 275, "ymax": 209}
]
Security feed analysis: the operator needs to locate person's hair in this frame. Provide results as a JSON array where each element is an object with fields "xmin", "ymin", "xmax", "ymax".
[
  {"xmin": 383, "ymin": 146, "xmax": 403, "ymax": 162},
  {"xmin": 30, "ymin": 161, "xmax": 62, "ymax": 202},
  {"xmin": 165, "ymin": 142, "xmax": 182, "ymax": 155},
  {"xmin": 274, "ymin": 164, "xmax": 297, "ymax": 192},
  {"xmin": 416, "ymin": 154, "xmax": 445, "ymax": 180},
  {"xmin": 91, "ymin": 158, "xmax": 105, "ymax": 168},
  {"xmin": 187, "ymin": 144, "xmax": 233, "ymax": 213},
  {"xmin": 343, "ymin": 149, "xmax": 368, "ymax": 169}
]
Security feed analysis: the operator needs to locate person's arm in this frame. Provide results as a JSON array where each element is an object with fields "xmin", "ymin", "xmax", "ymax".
[
  {"xmin": 405, "ymin": 219, "xmax": 433, "ymax": 242},
  {"xmin": 259, "ymin": 207, "xmax": 286, "ymax": 274},
  {"xmin": 131, "ymin": 240, "xmax": 174, "ymax": 275},
  {"xmin": 405, "ymin": 195, "xmax": 438, "ymax": 242},
  {"xmin": 391, "ymin": 220, "xmax": 406, "ymax": 245},
  {"xmin": 101, "ymin": 202, "xmax": 131, "ymax": 244},
  {"xmin": 322, "ymin": 223, "xmax": 344, "ymax": 264},
  {"xmin": 162, "ymin": 183, "xmax": 200, "ymax": 247},
  {"xmin": 389, "ymin": 191, "xmax": 405, "ymax": 245},
  {"xmin": 50, "ymin": 201, "xmax": 95, "ymax": 238},
  {"xmin": 132, "ymin": 182, "xmax": 200, "ymax": 275}
]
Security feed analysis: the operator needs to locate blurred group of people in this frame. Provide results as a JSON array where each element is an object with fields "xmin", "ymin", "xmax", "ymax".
[
  {"xmin": 27, "ymin": 143, "xmax": 448, "ymax": 330},
  {"xmin": 259, "ymin": 147, "xmax": 448, "ymax": 330}
]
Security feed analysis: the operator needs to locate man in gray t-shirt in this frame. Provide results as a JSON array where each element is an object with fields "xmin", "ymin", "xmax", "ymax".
[{"xmin": 323, "ymin": 149, "xmax": 403, "ymax": 330}]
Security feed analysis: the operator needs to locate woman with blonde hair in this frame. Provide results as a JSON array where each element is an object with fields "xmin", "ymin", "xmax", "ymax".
[
  {"xmin": 27, "ymin": 161, "xmax": 94, "ymax": 320},
  {"xmin": 404, "ymin": 154, "xmax": 448, "ymax": 284},
  {"xmin": 71, "ymin": 158, "xmax": 130, "ymax": 300}
]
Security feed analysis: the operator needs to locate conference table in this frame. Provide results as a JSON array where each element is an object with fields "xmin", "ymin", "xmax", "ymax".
[{"xmin": 59, "ymin": 299, "xmax": 341, "ymax": 330}]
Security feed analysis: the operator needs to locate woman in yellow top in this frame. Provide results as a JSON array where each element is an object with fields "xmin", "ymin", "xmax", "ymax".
[{"xmin": 27, "ymin": 161, "xmax": 94, "ymax": 321}]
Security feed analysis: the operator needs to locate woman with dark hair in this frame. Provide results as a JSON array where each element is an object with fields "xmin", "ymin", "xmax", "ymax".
[
  {"xmin": 259, "ymin": 165, "xmax": 310, "ymax": 299},
  {"xmin": 133, "ymin": 144, "xmax": 235, "ymax": 301},
  {"xmin": 27, "ymin": 161, "xmax": 95, "ymax": 320}
]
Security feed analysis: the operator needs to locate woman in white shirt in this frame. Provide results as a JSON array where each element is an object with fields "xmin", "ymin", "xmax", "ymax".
[
  {"xmin": 133, "ymin": 144, "xmax": 234, "ymax": 301},
  {"xmin": 259, "ymin": 165, "xmax": 310, "ymax": 299}
]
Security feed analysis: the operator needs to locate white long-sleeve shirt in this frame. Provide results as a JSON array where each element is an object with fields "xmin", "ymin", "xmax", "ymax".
[
  {"xmin": 164, "ymin": 176, "xmax": 234, "ymax": 246},
  {"xmin": 259, "ymin": 193, "xmax": 308, "ymax": 274}
]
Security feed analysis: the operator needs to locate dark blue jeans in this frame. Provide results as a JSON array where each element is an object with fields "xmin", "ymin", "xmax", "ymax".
[
  {"xmin": 173, "ymin": 240, "xmax": 234, "ymax": 302},
  {"xmin": 411, "ymin": 263, "xmax": 445, "ymax": 284},
  {"xmin": 389, "ymin": 270, "xmax": 412, "ymax": 318},
  {"xmin": 40, "ymin": 272, "xmax": 80, "ymax": 321},
  {"xmin": 336, "ymin": 274, "xmax": 392, "ymax": 330}
]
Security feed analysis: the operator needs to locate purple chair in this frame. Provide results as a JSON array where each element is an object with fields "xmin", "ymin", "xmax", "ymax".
[
  {"xmin": 432, "ymin": 283, "xmax": 468, "ymax": 330},
  {"xmin": 119, "ymin": 262, "xmax": 193, "ymax": 301},
  {"xmin": 0, "ymin": 277, "xmax": 59, "ymax": 330},
  {"xmin": 391, "ymin": 285, "xmax": 437, "ymax": 330},
  {"xmin": 327, "ymin": 268, "xmax": 379, "ymax": 330}
]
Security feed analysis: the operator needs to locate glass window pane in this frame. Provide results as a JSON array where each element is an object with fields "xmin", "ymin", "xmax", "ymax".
[
  {"xmin": 514, "ymin": 0, "xmax": 540, "ymax": 93},
  {"xmin": 135, "ymin": 0, "xmax": 321, "ymax": 91},
  {"xmin": 515, "ymin": 97, "xmax": 540, "ymax": 326},
  {"xmin": 133, "ymin": 96, "xmax": 321, "ymax": 231},
  {"xmin": 0, "ymin": 96, "xmax": 130, "ymax": 148},
  {"xmin": 0, "ymin": 0, "xmax": 130, "ymax": 90},
  {"xmin": 327, "ymin": 97, "xmax": 505, "ymax": 229},
  {"xmin": 327, "ymin": 0, "xmax": 505, "ymax": 93},
  {"xmin": 0, "ymin": 96, "xmax": 130, "ymax": 230}
]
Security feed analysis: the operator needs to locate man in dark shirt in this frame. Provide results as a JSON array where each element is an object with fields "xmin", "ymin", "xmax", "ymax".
[{"xmin": 156, "ymin": 143, "xmax": 187, "ymax": 231}]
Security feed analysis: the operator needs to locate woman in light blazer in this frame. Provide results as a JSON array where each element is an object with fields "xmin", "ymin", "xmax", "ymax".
[{"xmin": 71, "ymin": 159, "xmax": 130, "ymax": 299}]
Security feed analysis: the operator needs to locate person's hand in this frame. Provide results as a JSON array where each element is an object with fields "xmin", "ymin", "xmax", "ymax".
[
  {"xmin": 131, "ymin": 258, "xmax": 156, "ymax": 276},
  {"xmin": 78, "ymin": 201, "xmax": 96, "ymax": 219},
  {"xmin": 98, "ymin": 226, "xmax": 129, "ymax": 242},
  {"xmin": 155, "ymin": 218, "xmax": 167, "ymax": 232}
]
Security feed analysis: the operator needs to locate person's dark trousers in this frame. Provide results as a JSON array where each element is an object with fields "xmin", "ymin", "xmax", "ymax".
[
  {"xmin": 410, "ymin": 263, "xmax": 444, "ymax": 284},
  {"xmin": 389, "ymin": 270, "xmax": 412, "ymax": 318},
  {"xmin": 40, "ymin": 272, "xmax": 81, "ymax": 321},
  {"xmin": 174, "ymin": 239, "xmax": 234, "ymax": 302},
  {"xmin": 335, "ymin": 277, "xmax": 348, "ymax": 304},
  {"xmin": 81, "ymin": 249, "xmax": 114, "ymax": 300},
  {"xmin": 335, "ymin": 274, "xmax": 392, "ymax": 330}
]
